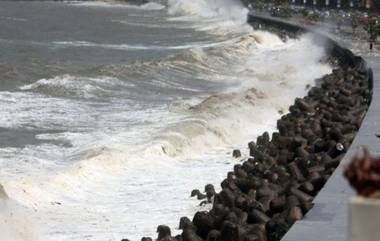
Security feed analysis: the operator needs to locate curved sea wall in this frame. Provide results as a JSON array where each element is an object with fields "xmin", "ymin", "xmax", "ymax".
[{"xmin": 126, "ymin": 14, "xmax": 373, "ymax": 241}]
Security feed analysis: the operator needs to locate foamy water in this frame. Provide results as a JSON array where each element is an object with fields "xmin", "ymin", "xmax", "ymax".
[{"xmin": 0, "ymin": 1, "xmax": 331, "ymax": 240}]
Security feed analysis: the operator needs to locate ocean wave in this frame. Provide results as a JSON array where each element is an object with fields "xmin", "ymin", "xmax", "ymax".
[
  {"xmin": 69, "ymin": 1, "xmax": 165, "ymax": 10},
  {"xmin": 92, "ymin": 31, "xmax": 283, "ymax": 90},
  {"xmin": 19, "ymin": 75, "xmax": 131, "ymax": 99},
  {"xmin": 52, "ymin": 38, "xmax": 242, "ymax": 50},
  {"xmin": 167, "ymin": 0, "xmax": 251, "ymax": 34},
  {"xmin": 0, "ymin": 2, "xmax": 334, "ymax": 238},
  {"xmin": 0, "ymin": 16, "xmax": 27, "ymax": 22},
  {"xmin": 2, "ymin": 36, "xmax": 331, "ymax": 205},
  {"xmin": 13, "ymin": 33, "xmax": 330, "ymax": 172},
  {"xmin": 1, "ymin": 34, "xmax": 333, "ymax": 241},
  {"xmin": 0, "ymin": 189, "xmax": 41, "ymax": 241},
  {"xmin": 95, "ymin": 34, "xmax": 331, "ymax": 159},
  {"xmin": 110, "ymin": 19, "xmax": 207, "ymax": 30},
  {"xmin": 138, "ymin": 2, "xmax": 166, "ymax": 10},
  {"xmin": 12, "ymin": 35, "xmax": 332, "ymax": 177},
  {"xmin": 168, "ymin": 0, "xmax": 247, "ymax": 20}
]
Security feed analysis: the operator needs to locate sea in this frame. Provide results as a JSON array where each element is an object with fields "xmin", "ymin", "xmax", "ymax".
[{"xmin": 0, "ymin": 1, "xmax": 332, "ymax": 240}]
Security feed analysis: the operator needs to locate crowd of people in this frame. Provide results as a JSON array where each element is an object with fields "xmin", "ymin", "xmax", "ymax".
[{"xmin": 246, "ymin": 1, "xmax": 380, "ymax": 51}]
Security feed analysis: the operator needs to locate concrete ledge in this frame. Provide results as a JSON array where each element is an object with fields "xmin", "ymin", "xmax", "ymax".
[{"xmin": 248, "ymin": 13, "xmax": 376, "ymax": 241}]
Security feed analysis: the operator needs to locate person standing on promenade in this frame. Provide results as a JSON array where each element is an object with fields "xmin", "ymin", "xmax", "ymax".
[
  {"xmin": 336, "ymin": 15, "xmax": 344, "ymax": 32},
  {"xmin": 364, "ymin": 16, "xmax": 380, "ymax": 51},
  {"xmin": 351, "ymin": 15, "xmax": 359, "ymax": 34}
]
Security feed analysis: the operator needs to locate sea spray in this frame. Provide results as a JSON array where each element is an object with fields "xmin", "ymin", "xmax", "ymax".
[
  {"xmin": 3, "ymin": 33, "xmax": 331, "ymax": 240},
  {"xmin": 0, "ymin": 186, "xmax": 42, "ymax": 241},
  {"xmin": 167, "ymin": 0, "xmax": 251, "ymax": 33},
  {"xmin": 0, "ymin": 1, "xmax": 333, "ymax": 240},
  {"xmin": 71, "ymin": 1, "xmax": 165, "ymax": 10},
  {"xmin": 167, "ymin": 0, "xmax": 248, "ymax": 20}
]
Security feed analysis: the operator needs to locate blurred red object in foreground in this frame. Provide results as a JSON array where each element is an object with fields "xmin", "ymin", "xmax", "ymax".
[{"xmin": 344, "ymin": 148, "xmax": 380, "ymax": 198}]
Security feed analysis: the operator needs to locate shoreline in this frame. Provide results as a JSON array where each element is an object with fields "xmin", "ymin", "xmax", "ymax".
[{"xmin": 123, "ymin": 14, "xmax": 373, "ymax": 241}]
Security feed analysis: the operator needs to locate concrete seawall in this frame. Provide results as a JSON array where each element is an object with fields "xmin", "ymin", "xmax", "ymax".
[{"xmin": 248, "ymin": 13, "xmax": 376, "ymax": 241}]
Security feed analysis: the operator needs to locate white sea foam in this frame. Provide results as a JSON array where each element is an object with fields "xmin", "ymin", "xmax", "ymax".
[
  {"xmin": 19, "ymin": 75, "xmax": 132, "ymax": 98},
  {"xmin": 167, "ymin": 0, "xmax": 251, "ymax": 34},
  {"xmin": 149, "ymin": 35, "xmax": 330, "ymax": 158},
  {"xmin": 139, "ymin": 2, "xmax": 166, "ymax": 10},
  {"xmin": 52, "ymin": 38, "xmax": 242, "ymax": 51},
  {"xmin": 0, "ymin": 1, "xmax": 334, "ymax": 240},
  {"xmin": 2, "ymin": 31, "xmax": 331, "ymax": 241},
  {"xmin": 168, "ymin": 0, "xmax": 247, "ymax": 21},
  {"xmin": 0, "ymin": 187, "xmax": 42, "ymax": 241},
  {"xmin": 70, "ymin": 1, "xmax": 165, "ymax": 10}
]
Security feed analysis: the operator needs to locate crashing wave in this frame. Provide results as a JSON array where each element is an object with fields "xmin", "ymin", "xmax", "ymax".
[
  {"xmin": 1, "ymin": 1, "xmax": 334, "ymax": 240},
  {"xmin": 70, "ymin": 1, "xmax": 165, "ymax": 10},
  {"xmin": 167, "ymin": 0, "xmax": 251, "ymax": 34},
  {"xmin": 0, "ymin": 184, "xmax": 41, "ymax": 241},
  {"xmin": 19, "ymin": 75, "xmax": 130, "ymax": 99},
  {"xmin": 0, "ymin": 184, "xmax": 8, "ymax": 199}
]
